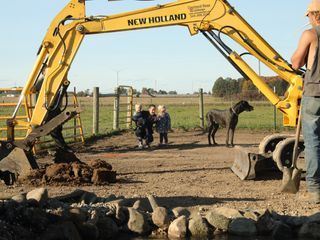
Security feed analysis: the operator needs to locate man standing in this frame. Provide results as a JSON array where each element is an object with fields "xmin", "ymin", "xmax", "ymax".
[{"xmin": 291, "ymin": 0, "xmax": 320, "ymax": 203}]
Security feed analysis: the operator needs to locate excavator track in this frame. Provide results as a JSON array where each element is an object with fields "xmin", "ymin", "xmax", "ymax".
[
  {"xmin": 272, "ymin": 137, "xmax": 305, "ymax": 171},
  {"xmin": 258, "ymin": 134, "xmax": 293, "ymax": 154}
]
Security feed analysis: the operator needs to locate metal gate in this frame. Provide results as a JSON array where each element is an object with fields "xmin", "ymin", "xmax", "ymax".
[
  {"xmin": 113, "ymin": 85, "xmax": 133, "ymax": 130},
  {"xmin": 0, "ymin": 88, "xmax": 85, "ymax": 153}
]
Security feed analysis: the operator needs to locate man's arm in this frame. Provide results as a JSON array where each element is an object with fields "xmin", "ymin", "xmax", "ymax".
[{"xmin": 291, "ymin": 30, "xmax": 314, "ymax": 70}]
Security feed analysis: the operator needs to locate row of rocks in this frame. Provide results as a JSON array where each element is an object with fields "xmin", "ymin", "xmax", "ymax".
[{"xmin": 1, "ymin": 187, "xmax": 320, "ymax": 239}]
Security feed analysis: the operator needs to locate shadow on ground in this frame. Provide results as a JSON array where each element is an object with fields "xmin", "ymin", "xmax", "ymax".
[
  {"xmin": 81, "ymin": 141, "xmax": 259, "ymax": 154},
  {"xmin": 123, "ymin": 195, "xmax": 264, "ymax": 211}
]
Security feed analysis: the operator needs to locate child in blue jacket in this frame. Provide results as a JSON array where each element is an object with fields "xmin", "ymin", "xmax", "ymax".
[{"xmin": 156, "ymin": 105, "xmax": 171, "ymax": 145}]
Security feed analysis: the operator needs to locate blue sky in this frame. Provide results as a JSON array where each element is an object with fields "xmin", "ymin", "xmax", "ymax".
[{"xmin": 0, "ymin": 0, "xmax": 309, "ymax": 93}]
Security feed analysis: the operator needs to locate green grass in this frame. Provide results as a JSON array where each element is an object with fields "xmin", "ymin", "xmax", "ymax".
[
  {"xmin": 0, "ymin": 96, "xmax": 291, "ymax": 140},
  {"xmin": 76, "ymin": 98, "xmax": 288, "ymax": 136}
]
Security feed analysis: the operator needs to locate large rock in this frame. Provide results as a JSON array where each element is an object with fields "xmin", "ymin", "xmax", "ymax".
[
  {"xmin": 132, "ymin": 200, "xmax": 142, "ymax": 210},
  {"xmin": 212, "ymin": 207, "xmax": 243, "ymax": 219},
  {"xmin": 188, "ymin": 215, "xmax": 210, "ymax": 238},
  {"xmin": 22, "ymin": 208, "xmax": 50, "ymax": 232},
  {"xmin": 272, "ymin": 222, "xmax": 292, "ymax": 240},
  {"xmin": 172, "ymin": 207, "xmax": 191, "ymax": 218},
  {"xmin": 69, "ymin": 208, "xmax": 87, "ymax": 224},
  {"xmin": 80, "ymin": 191, "xmax": 97, "ymax": 205},
  {"xmin": 54, "ymin": 189, "xmax": 85, "ymax": 203},
  {"xmin": 284, "ymin": 216, "xmax": 308, "ymax": 227},
  {"xmin": 26, "ymin": 187, "xmax": 48, "ymax": 206},
  {"xmin": 206, "ymin": 210, "xmax": 230, "ymax": 231},
  {"xmin": 96, "ymin": 217, "xmax": 119, "ymax": 239},
  {"xmin": 77, "ymin": 223, "xmax": 99, "ymax": 240},
  {"xmin": 299, "ymin": 222, "xmax": 320, "ymax": 239},
  {"xmin": 41, "ymin": 221, "xmax": 81, "ymax": 240},
  {"xmin": 229, "ymin": 218, "xmax": 257, "ymax": 237},
  {"xmin": 243, "ymin": 211, "xmax": 259, "ymax": 221},
  {"xmin": 307, "ymin": 212, "xmax": 320, "ymax": 223},
  {"xmin": 152, "ymin": 207, "xmax": 171, "ymax": 229},
  {"xmin": 256, "ymin": 209, "xmax": 276, "ymax": 235},
  {"xmin": 127, "ymin": 207, "xmax": 151, "ymax": 235},
  {"xmin": 11, "ymin": 193, "xmax": 27, "ymax": 204},
  {"xmin": 168, "ymin": 216, "xmax": 187, "ymax": 239}
]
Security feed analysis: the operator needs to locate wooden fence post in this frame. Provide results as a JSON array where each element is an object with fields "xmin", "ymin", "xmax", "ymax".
[
  {"xmin": 273, "ymin": 86, "xmax": 277, "ymax": 131},
  {"xmin": 113, "ymin": 87, "xmax": 120, "ymax": 130},
  {"xmin": 127, "ymin": 87, "xmax": 133, "ymax": 129},
  {"xmin": 199, "ymin": 88, "xmax": 204, "ymax": 129},
  {"xmin": 73, "ymin": 87, "xmax": 77, "ymax": 141},
  {"xmin": 93, "ymin": 87, "xmax": 99, "ymax": 135}
]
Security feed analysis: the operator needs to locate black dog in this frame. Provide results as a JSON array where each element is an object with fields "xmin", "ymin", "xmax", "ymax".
[{"xmin": 206, "ymin": 100, "xmax": 254, "ymax": 147}]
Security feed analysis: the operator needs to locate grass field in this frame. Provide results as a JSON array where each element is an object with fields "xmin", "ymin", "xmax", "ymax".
[
  {"xmin": 77, "ymin": 95, "xmax": 289, "ymax": 136},
  {"xmin": 0, "ymin": 95, "xmax": 292, "ymax": 140}
]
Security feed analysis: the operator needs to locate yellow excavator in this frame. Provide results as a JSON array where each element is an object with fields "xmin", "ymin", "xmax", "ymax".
[{"xmin": 0, "ymin": 0, "xmax": 305, "ymax": 184}]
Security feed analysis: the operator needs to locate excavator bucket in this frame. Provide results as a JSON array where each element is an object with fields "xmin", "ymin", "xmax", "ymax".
[
  {"xmin": 0, "ymin": 109, "xmax": 81, "ymax": 185},
  {"xmin": 0, "ymin": 144, "xmax": 38, "ymax": 185},
  {"xmin": 231, "ymin": 146, "xmax": 275, "ymax": 180}
]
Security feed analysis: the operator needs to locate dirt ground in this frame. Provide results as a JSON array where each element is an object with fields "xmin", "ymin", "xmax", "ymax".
[{"xmin": 1, "ymin": 129, "xmax": 319, "ymax": 217}]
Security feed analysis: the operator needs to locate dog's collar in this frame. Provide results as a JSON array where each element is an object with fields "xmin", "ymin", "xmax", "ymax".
[{"xmin": 231, "ymin": 107, "xmax": 238, "ymax": 116}]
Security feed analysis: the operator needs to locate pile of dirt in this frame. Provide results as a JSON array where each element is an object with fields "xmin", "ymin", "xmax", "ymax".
[{"xmin": 19, "ymin": 159, "xmax": 116, "ymax": 186}]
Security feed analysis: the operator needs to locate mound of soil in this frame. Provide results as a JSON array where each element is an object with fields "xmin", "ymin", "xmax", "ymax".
[{"xmin": 20, "ymin": 159, "xmax": 116, "ymax": 186}]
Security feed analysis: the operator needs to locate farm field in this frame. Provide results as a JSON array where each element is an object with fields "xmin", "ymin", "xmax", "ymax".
[
  {"xmin": 73, "ymin": 95, "xmax": 287, "ymax": 137},
  {"xmin": 0, "ymin": 95, "xmax": 287, "ymax": 140}
]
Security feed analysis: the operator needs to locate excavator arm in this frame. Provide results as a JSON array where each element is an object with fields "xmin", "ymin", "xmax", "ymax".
[
  {"xmin": 17, "ymin": 0, "xmax": 302, "ymax": 129},
  {"xmin": 2, "ymin": 0, "xmax": 303, "ymax": 182}
]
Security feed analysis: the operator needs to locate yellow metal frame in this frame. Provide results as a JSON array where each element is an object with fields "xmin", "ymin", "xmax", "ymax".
[
  {"xmin": 13, "ymin": 0, "xmax": 303, "ymax": 138},
  {"xmin": 0, "ymin": 88, "xmax": 30, "ymax": 140},
  {"xmin": 33, "ymin": 92, "xmax": 85, "ymax": 152}
]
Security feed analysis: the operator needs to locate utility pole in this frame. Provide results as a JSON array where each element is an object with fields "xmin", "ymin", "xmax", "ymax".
[{"xmin": 113, "ymin": 69, "xmax": 125, "ymax": 86}]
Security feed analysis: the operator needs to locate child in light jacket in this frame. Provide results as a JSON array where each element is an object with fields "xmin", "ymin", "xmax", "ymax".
[{"xmin": 156, "ymin": 105, "xmax": 171, "ymax": 145}]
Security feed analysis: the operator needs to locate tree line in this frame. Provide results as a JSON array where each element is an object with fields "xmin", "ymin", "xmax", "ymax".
[
  {"xmin": 212, "ymin": 76, "xmax": 289, "ymax": 100},
  {"xmin": 76, "ymin": 75, "xmax": 288, "ymax": 98}
]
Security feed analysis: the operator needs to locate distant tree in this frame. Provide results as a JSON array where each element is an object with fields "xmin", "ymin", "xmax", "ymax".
[
  {"xmin": 132, "ymin": 88, "xmax": 140, "ymax": 95},
  {"xmin": 168, "ymin": 90, "xmax": 177, "ymax": 95},
  {"xmin": 84, "ymin": 89, "xmax": 90, "ymax": 96},
  {"xmin": 158, "ymin": 89, "xmax": 168, "ymax": 95},
  {"xmin": 77, "ymin": 91, "xmax": 86, "ymax": 97},
  {"xmin": 118, "ymin": 87, "xmax": 128, "ymax": 95},
  {"xmin": 148, "ymin": 88, "xmax": 157, "ymax": 94},
  {"xmin": 141, "ymin": 87, "xmax": 157, "ymax": 96},
  {"xmin": 264, "ymin": 77, "xmax": 289, "ymax": 96},
  {"xmin": 141, "ymin": 87, "xmax": 148, "ymax": 95},
  {"xmin": 212, "ymin": 77, "xmax": 240, "ymax": 97},
  {"xmin": 77, "ymin": 89, "xmax": 90, "ymax": 97}
]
